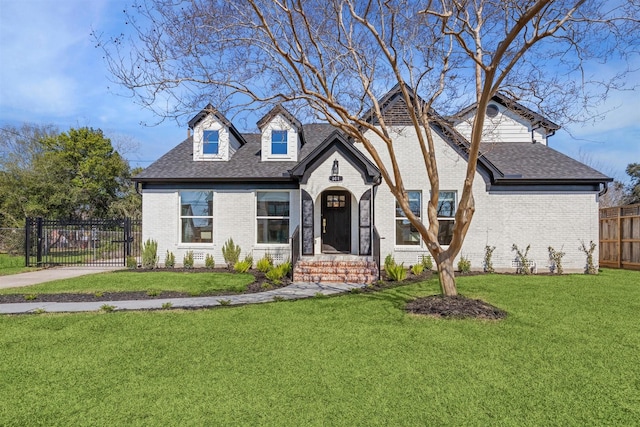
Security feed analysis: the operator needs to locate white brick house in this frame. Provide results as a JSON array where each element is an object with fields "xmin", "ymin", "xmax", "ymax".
[{"xmin": 135, "ymin": 87, "xmax": 611, "ymax": 280}]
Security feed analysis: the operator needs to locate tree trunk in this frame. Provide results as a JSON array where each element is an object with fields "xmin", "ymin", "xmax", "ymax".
[{"xmin": 437, "ymin": 256, "xmax": 458, "ymax": 296}]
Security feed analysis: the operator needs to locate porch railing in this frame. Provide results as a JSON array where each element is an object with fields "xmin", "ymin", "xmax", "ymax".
[{"xmin": 290, "ymin": 225, "xmax": 300, "ymax": 268}]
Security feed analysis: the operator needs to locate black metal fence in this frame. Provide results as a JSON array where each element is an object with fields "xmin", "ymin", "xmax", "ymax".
[{"xmin": 25, "ymin": 218, "xmax": 141, "ymax": 267}]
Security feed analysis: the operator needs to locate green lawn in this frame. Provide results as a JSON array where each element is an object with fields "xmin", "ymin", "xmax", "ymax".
[
  {"xmin": 1, "ymin": 269, "xmax": 639, "ymax": 426},
  {"xmin": 0, "ymin": 270, "xmax": 255, "ymax": 295},
  {"xmin": 0, "ymin": 253, "xmax": 37, "ymax": 276}
]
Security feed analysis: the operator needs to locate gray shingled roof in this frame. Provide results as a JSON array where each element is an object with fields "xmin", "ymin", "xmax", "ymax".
[
  {"xmin": 136, "ymin": 123, "xmax": 337, "ymax": 181},
  {"xmin": 480, "ymin": 142, "xmax": 610, "ymax": 182},
  {"xmin": 136, "ymin": 121, "xmax": 610, "ymax": 185}
]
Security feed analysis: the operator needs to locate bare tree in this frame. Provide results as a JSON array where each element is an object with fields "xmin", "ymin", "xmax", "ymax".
[{"xmin": 97, "ymin": 0, "xmax": 639, "ymax": 295}]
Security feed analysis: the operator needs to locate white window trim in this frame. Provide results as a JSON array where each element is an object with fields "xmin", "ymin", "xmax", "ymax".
[
  {"xmin": 395, "ymin": 190, "xmax": 422, "ymax": 248},
  {"xmin": 436, "ymin": 190, "xmax": 457, "ymax": 247},
  {"xmin": 255, "ymin": 190, "xmax": 291, "ymax": 246},
  {"xmin": 178, "ymin": 190, "xmax": 214, "ymax": 246}
]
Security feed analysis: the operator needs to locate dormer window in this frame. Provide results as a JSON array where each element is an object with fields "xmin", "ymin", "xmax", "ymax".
[
  {"xmin": 203, "ymin": 130, "xmax": 219, "ymax": 155},
  {"xmin": 271, "ymin": 130, "xmax": 288, "ymax": 155}
]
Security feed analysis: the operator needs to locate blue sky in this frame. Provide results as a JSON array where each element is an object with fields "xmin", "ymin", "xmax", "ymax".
[{"xmin": 1, "ymin": 0, "xmax": 638, "ymax": 182}]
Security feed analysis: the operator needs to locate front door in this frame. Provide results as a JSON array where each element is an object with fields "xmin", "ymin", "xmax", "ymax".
[{"xmin": 321, "ymin": 190, "xmax": 351, "ymax": 253}]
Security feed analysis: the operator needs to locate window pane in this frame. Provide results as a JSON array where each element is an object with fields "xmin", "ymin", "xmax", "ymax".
[
  {"xmin": 181, "ymin": 218, "xmax": 213, "ymax": 243},
  {"xmin": 396, "ymin": 219, "xmax": 420, "ymax": 245},
  {"xmin": 257, "ymin": 192, "xmax": 290, "ymax": 216},
  {"xmin": 272, "ymin": 130, "xmax": 288, "ymax": 155},
  {"xmin": 257, "ymin": 219, "xmax": 289, "ymax": 244},
  {"xmin": 180, "ymin": 191, "xmax": 213, "ymax": 217},
  {"xmin": 438, "ymin": 219, "xmax": 455, "ymax": 245},
  {"xmin": 203, "ymin": 130, "xmax": 219, "ymax": 154},
  {"xmin": 437, "ymin": 191, "xmax": 456, "ymax": 217},
  {"xmin": 395, "ymin": 191, "xmax": 421, "ymax": 218},
  {"xmin": 203, "ymin": 142, "xmax": 218, "ymax": 154}
]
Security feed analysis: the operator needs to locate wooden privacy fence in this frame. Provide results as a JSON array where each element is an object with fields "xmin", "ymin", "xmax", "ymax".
[{"xmin": 599, "ymin": 204, "xmax": 640, "ymax": 270}]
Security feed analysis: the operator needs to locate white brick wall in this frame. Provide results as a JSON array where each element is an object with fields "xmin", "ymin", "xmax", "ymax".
[
  {"xmin": 142, "ymin": 188, "xmax": 299, "ymax": 267},
  {"xmin": 361, "ymin": 125, "xmax": 598, "ymax": 271}
]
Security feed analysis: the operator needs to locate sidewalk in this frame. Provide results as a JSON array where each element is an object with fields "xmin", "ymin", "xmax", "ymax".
[
  {"xmin": 0, "ymin": 266, "xmax": 124, "ymax": 289},
  {"xmin": 0, "ymin": 267, "xmax": 365, "ymax": 314}
]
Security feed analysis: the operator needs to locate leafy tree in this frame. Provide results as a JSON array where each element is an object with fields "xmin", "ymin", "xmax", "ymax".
[
  {"xmin": 98, "ymin": 1, "xmax": 639, "ymax": 296},
  {"xmin": 0, "ymin": 124, "xmax": 139, "ymax": 227}
]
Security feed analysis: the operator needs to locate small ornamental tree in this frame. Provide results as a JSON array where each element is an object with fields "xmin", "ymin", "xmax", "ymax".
[{"xmin": 579, "ymin": 240, "xmax": 597, "ymax": 274}]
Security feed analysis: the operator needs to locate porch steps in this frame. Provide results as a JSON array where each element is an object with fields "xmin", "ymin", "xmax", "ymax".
[{"xmin": 293, "ymin": 258, "xmax": 379, "ymax": 284}]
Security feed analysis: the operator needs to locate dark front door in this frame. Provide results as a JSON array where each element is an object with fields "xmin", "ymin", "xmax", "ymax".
[{"xmin": 321, "ymin": 191, "xmax": 351, "ymax": 253}]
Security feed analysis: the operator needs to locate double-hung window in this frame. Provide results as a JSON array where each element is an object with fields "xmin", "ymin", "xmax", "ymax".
[
  {"xmin": 271, "ymin": 130, "xmax": 288, "ymax": 155},
  {"xmin": 395, "ymin": 191, "xmax": 421, "ymax": 245},
  {"xmin": 180, "ymin": 191, "xmax": 213, "ymax": 243},
  {"xmin": 437, "ymin": 191, "xmax": 456, "ymax": 245},
  {"xmin": 257, "ymin": 192, "xmax": 290, "ymax": 244},
  {"xmin": 203, "ymin": 130, "xmax": 219, "ymax": 155}
]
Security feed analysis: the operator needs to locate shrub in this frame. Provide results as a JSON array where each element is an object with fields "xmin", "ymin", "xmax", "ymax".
[
  {"xmin": 218, "ymin": 299, "xmax": 231, "ymax": 306},
  {"xmin": 385, "ymin": 262, "xmax": 406, "ymax": 281},
  {"xmin": 256, "ymin": 254, "xmax": 274, "ymax": 273},
  {"xmin": 100, "ymin": 304, "xmax": 115, "ymax": 312},
  {"xmin": 94, "ymin": 291, "xmax": 104, "ymax": 298},
  {"xmin": 164, "ymin": 251, "xmax": 175, "ymax": 268},
  {"xmin": 147, "ymin": 289, "xmax": 161, "ymax": 297},
  {"xmin": 24, "ymin": 294, "xmax": 37, "ymax": 301},
  {"xmin": 420, "ymin": 254, "xmax": 433, "ymax": 271},
  {"xmin": 141, "ymin": 239, "xmax": 158, "ymax": 269},
  {"xmin": 161, "ymin": 302, "xmax": 173, "ymax": 310},
  {"xmin": 484, "ymin": 246, "xmax": 496, "ymax": 273},
  {"xmin": 234, "ymin": 260, "xmax": 252, "ymax": 273},
  {"xmin": 205, "ymin": 253, "xmax": 215, "ymax": 269},
  {"xmin": 384, "ymin": 254, "xmax": 395, "ymax": 270},
  {"xmin": 222, "ymin": 238, "xmax": 241, "ymax": 269},
  {"xmin": 183, "ymin": 251, "xmax": 194, "ymax": 269},
  {"xmin": 548, "ymin": 246, "xmax": 565, "ymax": 274},
  {"xmin": 410, "ymin": 263, "xmax": 424, "ymax": 276},
  {"xmin": 579, "ymin": 240, "xmax": 597, "ymax": 274},
  {"xmin": 266, "ymin": 263, "xmax": 289, "ymax": 285},
  {"xmin": 126, "ymin": 256, "xmax": 137, "ymax": 269},
  {"xmin": 243, "ymin": 254, "xmax": 253, "ymax": 269},
  {"xmin": 512, "ymin": 244, "xmax": 532, "ymax": 275},
  {"xmin": 457, "ymin": 256, "xmax": 471, "ymax": 273},
  {"xmin": 279, "ymin": 260, "xmax": 292, "ymax": 276}
]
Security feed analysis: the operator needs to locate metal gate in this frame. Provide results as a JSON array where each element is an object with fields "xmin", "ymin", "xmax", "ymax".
[{"xmin": 25, "ymin": 218, "xmax": 141, "ymax": 267}]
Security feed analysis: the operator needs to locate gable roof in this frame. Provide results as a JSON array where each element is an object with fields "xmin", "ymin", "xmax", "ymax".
[
  {"xmin": 455, "ymin": 93, "xmax": 561, "ymax": 133},
  {"xmin": 187, "ymin": 104, "xmax": 247, "ymax": 145},
  {"xmin": 138, "ymin": 91, "xmax": 610, "ymax": 190},
  {"xmin": 256, "ymin": 104, "xmax": 303, "ymax": 131},
  {"xmin": 135, "ymin": 123, "xmax": 336, "ymax": 183},
  {"xmin": 290, "ymin": 130, "xmax": 381, "ymax": 184}
]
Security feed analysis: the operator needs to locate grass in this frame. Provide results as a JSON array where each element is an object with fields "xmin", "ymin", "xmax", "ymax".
[
  {"xmin": 0, "ymin": 253, "xmax": 37, "ymax": 276},
  {"xmin": 0, "ymin": 269, "xmax": 639, "ymax": 425},
  {"xmin": 0, "ymin": 270, "xmax": 254, "ymax": 296}
]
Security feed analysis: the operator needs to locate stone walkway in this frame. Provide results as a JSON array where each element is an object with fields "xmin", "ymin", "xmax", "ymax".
[{"xmin": 0, "ymin": 281, "xmax": 365, "ymax": 315}]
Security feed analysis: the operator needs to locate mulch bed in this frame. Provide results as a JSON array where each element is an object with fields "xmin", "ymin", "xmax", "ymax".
[
  {"xmin": 405, "ymin": 295, "xmax": 507, "ymax": 320},
  {"xmin": 0, "ymin": 269, "xmax": 287, "ymax": 304}
]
